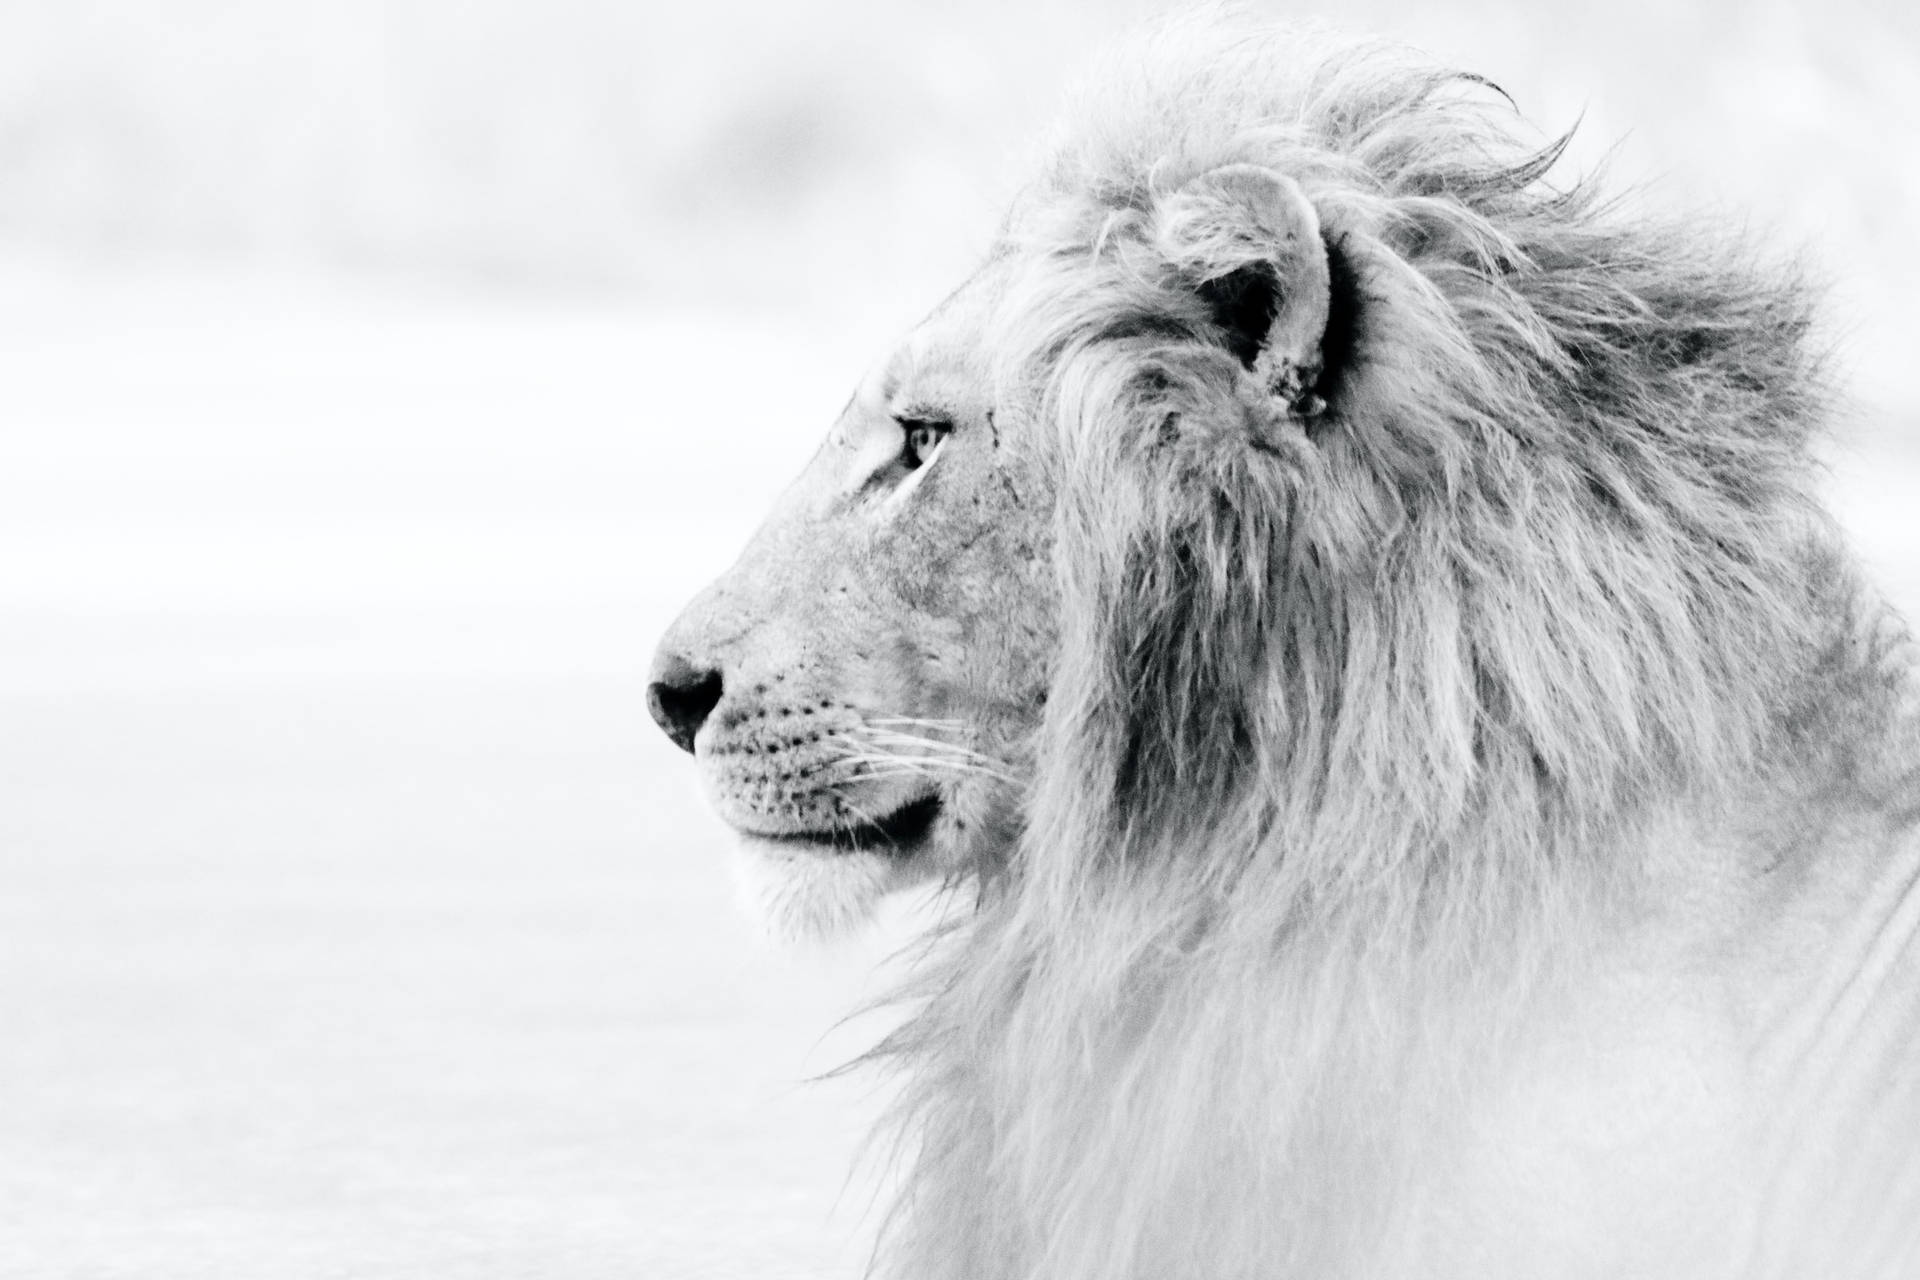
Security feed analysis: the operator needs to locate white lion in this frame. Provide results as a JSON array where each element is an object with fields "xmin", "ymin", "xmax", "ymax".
[{"xmin": 649, "ymin": 19, "xmax": 1920, "ymax": 1279}]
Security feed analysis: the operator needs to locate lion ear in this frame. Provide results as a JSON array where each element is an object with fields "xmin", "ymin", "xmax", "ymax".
[{"xmin": 1154, "ymin": 165, "xmax": 1332, "ymax": 413}]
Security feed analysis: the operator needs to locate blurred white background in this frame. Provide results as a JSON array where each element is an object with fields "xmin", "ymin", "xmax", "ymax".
[{"xmin": 1, "ymin": 2, "xmax": 1915, "ymax": 1277}]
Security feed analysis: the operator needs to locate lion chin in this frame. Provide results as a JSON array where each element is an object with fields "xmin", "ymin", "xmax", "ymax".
[
  {"xmin": 721, "ymin": 798, "xmax": 951, "ymax": 942},
  {"xmin": 726, "ymin": 838, "xmax": 902, "ymax": 942}
]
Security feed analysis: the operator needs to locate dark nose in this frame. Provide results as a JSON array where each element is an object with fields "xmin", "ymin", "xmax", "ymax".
[{"xmin": 647, "ymin": 651, "xmax": 723, "ymax": 754}]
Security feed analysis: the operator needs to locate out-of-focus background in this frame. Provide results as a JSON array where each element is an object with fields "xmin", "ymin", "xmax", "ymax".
[{"xmin": 1, "ymin": 2, "xmax": 1914, "ymax": 1277}]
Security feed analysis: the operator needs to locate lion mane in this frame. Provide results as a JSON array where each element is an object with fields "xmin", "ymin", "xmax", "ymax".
[{"xmin": 861, "ymin": 21, "xmax": 1917, "ymax": 1280}]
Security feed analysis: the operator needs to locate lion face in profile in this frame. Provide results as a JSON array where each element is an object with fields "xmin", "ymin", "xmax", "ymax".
[
  {"xmin": 650, "ymin": 158, "xmax": 1345, "ymax": 938},
  {"xmin": 648, "ymin": 277, "xmax": 1057, "ymax": 936}
]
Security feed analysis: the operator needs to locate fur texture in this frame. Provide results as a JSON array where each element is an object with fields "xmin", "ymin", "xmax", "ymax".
[{"xmin": 865, "ymin": 20, "xmax": 1916, "ymax": 1280}]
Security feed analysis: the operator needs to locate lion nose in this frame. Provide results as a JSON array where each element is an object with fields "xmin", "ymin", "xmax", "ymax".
[{"xmin": 647, "ymin": 651, "xmax": 724, "ymax": 754}]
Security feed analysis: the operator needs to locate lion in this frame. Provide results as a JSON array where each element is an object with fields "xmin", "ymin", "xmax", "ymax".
[{"xmin": 647, "ymin": 19, "xmax": 1920, "ymax": 1279}]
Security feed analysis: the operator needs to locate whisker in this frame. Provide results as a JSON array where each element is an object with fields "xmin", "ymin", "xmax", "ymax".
[
  {"xmin": 856, "ymin": 726, "xmax": 990, "ymax": 752},
  {"xmin": 829, "ymin": 751, "xmax": 1019, "ymax": 787},
  {"xmin": 835, "ymin": 757, "xmax": 1009, "ymax": 783},
  {"xmin": 837, "ymin": 771, "xmax": 937, "ymax": 787},
  {"xmin": 833, "ymin": 794, "xmax": 900, "ymax": 852},
  {"xmin": 824, "ymin": 722, "xmax": 1022, "ymax": 787},
  {"xmin": 860, "ymin": 758, "xmax": 1019, "ymax": 785},
  {"xmin": 856, "ymin": 730, "xmax": 1012, "ymax": 768},
  {"xmin": 828, "ymin": 752, "xmax": 941, "ymax": 770}
]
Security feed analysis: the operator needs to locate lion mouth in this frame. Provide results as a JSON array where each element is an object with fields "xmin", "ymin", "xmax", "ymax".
[{"xmin": 751, "ymin": 793, "xmax": 943, "ymax": 856}]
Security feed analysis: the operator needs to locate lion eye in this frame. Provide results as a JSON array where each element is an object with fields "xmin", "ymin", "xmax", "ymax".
[{"xmin": 900, "ymin": 419, "xmax": 951, "ymax": 470}]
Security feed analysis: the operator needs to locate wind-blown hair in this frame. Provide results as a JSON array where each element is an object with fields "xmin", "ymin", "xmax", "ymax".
[{"xmin": 871, "ymin": 20, "xmax": 1898, "ymax": 1280}]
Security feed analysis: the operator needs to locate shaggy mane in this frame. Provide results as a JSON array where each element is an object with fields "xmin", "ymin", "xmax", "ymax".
[{"xmin": 868, "ymin": 19, "xmax": 1900, "ymax": 1279}]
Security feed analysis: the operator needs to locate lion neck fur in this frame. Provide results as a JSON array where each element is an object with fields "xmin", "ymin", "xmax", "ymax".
[{"xmin": 872, "ymin": 22, "xmax": 1917, "ymax": 1280}]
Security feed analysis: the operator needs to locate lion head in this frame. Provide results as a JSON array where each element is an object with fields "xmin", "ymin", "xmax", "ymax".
[
  {"xmin": 650, "ymin": 20, "xmax": 1917, "ymax": 1278},
  {"xmin": 650, "ymin": 143, "xmax": 1364, "ymax": 937},
  {"xmin": 650, "ymin": 25, "xmax": 1821, "ymax": 940}
]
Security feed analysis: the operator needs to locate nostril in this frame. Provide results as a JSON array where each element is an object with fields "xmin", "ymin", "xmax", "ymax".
[{"xmin": 647, "ymin": 657, "xmax": 724, "ymax": 755}]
